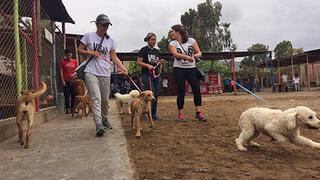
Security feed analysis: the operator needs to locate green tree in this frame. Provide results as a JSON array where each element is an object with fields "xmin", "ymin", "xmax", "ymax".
[
  {"xmin": 181, "ymin": 0, "xmax": 235, "ymax": 51},
  {"xmin": 274, "ymin": 40, "xmax": 293, "ymax": 59},
  {"xmin": 239, "ymin": 43, "xmax": 269, "ymax": 80},
  {"xmin": 240, "ymin": 43, "xmax": 269, "ymax": 70}
]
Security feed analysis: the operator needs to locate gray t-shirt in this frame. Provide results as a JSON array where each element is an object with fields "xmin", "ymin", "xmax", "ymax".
[
  {"xmin": 169, "ymin": 38, "xmax": 196, "ymax": 68},
  {"xmin": 80, "ymin": 32, "xmax": 117, "ymax": 77}
]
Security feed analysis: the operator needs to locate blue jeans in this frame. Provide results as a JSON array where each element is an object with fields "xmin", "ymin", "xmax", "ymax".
[{"xmin": 141, "ymin": 73, "xmax": 159, "ymax": 117}]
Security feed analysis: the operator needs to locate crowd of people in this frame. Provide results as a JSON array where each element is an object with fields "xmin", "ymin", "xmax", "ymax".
[{"xmin": 60, "ymin": 14, "xmax": 207, "ymax": 136}]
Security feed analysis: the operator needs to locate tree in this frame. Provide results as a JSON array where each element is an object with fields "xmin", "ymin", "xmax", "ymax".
[
  {"xmin": 274, "ymin": 40, "xmax": 293, "ymax": 59},
  {"xmin": 240, "ymin": 43, "xmax": 269, "ymax": 70},
  {"xmin": 181, "ymin": 0, "xmax": 235, "ymax": 52}
]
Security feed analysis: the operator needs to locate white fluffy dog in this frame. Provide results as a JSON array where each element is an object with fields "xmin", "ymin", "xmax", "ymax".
[
  {"xmin": 114, "ymin": 90, "xmax": 140, "ymax": 114},
  {"xmin": 235, "ymin": 106, "xmax": 320, "ymax": 152}
]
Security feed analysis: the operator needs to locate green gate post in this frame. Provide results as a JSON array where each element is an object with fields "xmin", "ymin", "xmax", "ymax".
[{"xmin": 14, "ymin": 0, "xmax": 22, "ymax": 96}]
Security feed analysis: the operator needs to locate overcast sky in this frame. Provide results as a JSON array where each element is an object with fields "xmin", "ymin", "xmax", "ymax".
[{"xmin": 62, "ymin": 0, "xmax": 320, "ymax": 53}]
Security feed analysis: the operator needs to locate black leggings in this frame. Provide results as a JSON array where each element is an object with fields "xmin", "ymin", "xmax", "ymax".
[
  {"xmin": 173, "ymin": 67, "xmax": 202, "ymax": 110},
  {"xmin": 63, "ymin": 81, "xmax": 75, "ymax": 110}
]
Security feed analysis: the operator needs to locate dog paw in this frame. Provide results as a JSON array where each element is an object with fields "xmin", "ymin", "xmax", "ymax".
[
  {"xmin": 237, "ymin": 147, "xmax": 248, "ymax": 152},
  {"xmin": 135, "ymin": 134, "xmax": 141, "ymax": 138},
  {"xmin": 249, "ymin": 141, "xmax": 261, "ymax": 147},
  {"xmin": 24, "ymin": 145, "xmax": 29, "ymax": 149},
  {"xmin": 149, "ymin": 125, "xmax": 153, "ymax": 128},
  {"xmin": 19, "ymin": 140, "xmax": 24, "ymax": 146}
]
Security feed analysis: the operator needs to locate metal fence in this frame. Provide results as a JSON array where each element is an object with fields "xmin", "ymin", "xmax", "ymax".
[{"xmin": 0, "ymin": 0, "xmax": 57, "ymax": 120}]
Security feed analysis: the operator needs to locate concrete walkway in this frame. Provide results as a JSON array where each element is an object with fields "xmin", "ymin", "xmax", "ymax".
[{"xmin": 0, "ymin": 101, "xmax": 136, "ymax": 180}]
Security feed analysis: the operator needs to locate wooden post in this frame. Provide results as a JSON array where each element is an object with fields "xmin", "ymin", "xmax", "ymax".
[
  {"xmin": 74, "ymin": 39, "xmax": 79, "ymax": 61},
  {"xmin": 232, "ymin": 53, "xmax": 237, "ymax": 95},
  {"xmin": 312, "ymin": 63, "xmax": 315, "ymax": 84},
  {"xmin": 291, "ymin": 56, "xmax": 294, "ymax": 78},
  {"xmin": 306, "ymin": 54, "xmax": 310, "ymax": 90},
  {"xmin": 277, "ymin": 60, "xmax": 280, "ymax": 84},
  {"xmin": 62, "ymin": 22, "xmax": 66, "ymax": 50}
]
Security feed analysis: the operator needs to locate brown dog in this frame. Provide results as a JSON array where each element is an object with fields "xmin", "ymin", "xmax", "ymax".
[
  {"xmin": 72, "ymin": 91, "xmax": 91, "ymax": 117},
  {"xmin": 16, "ymin": 81, "xmax": 47, "ymax": 149},
  {"xmin": 72, "ymin": 79, "xmax": 88, "ymax": 116},
  {"xmin": 130, "ymin": 90, "xmax": 155, "ymax": 137},
  {"xmin": 72, "ymin": 79, "xmax": 86, "ymax": 96}
]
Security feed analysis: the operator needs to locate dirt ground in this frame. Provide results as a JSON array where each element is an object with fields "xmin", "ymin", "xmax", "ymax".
[{"xmin": 120, "ymin": 90, "xmax": 320, "ymax": 180}]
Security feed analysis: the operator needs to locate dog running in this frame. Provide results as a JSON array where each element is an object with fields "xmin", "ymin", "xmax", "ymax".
[{"xmin": 16, "ymin": 81, "xmax": 47, "ymax": 149}]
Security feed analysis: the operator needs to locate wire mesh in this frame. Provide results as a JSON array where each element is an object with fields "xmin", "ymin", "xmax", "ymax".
[{"xmin": 0, "ymin": 0, "xmax": 57, "ymax": 120}]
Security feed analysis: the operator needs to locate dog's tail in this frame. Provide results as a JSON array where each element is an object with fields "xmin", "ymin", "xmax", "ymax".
[{"xmin": 23, "ymin": 81, "xmax": 47, "ymax": 101}]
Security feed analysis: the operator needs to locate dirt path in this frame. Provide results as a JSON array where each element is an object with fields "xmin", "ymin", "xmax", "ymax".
[{"xmin": 122, "ymin": 91, "xmax": 320, "ymax": 180}]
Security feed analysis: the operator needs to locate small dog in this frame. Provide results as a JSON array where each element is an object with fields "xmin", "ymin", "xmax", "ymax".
[
  {"xmin": 72, "ymin": 79, "xmax": 86, "ymax": 96},
  {"xmin": 235, "ymin": 106, "xmax": 320, "ymax": 152},
  {"xmin": 114, "ymin": 90, "xmax": 140, "ymax": 114},
  {"xmin": 16, "ymin": 81, "xmax": 47, "ymax": 149},
  {"xmin": 130, "ymin": 90, "xmax": 155, "ymax": 137},
  {"xmin": 72, "ymin": 91, "xmax": 91, "ymax": 117}
]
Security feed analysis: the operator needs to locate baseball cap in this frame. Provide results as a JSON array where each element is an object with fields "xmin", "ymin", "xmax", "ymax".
[{"xmin": 91, "ymin": 14, "xmax": 112, "ymax": 26}]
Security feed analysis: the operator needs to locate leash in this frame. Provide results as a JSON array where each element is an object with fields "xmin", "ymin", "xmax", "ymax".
[
  {"xmin": 127, "ymin": 75, "xmax": 142, "ymax": 93},
  {"xmin": 209, "ymin": 66, "xmax": 270, "ymax": 105},
  {"xmin": 148, "ymin": 62, "xmax": 162, "ymax": 90},
  {"xmin": 227, "ymin": 78, "xmax": 270, "ymax": 104}
]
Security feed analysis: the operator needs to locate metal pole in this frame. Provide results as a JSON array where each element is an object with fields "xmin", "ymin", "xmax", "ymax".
[
  {"xmin": 32, "ymin": 0, "xmax": 40, "ymax": 111},
  {"xmin": 232, "ymin": 53, "xmax": 237, "ymax": 95},
  {"xmin": 13, "ymin": 0, "xmax": 22, "ymax": 96},
  {"xmin": 22, "ymin": 38, "xmax": 28, "ymax": 90},
  {"xmin": 269, "ymin": 52, "xmax": 275, "ymax": 92},
  {"xmin": 51, "ymin": 21, "xmax": 58, "ymax": 100}
]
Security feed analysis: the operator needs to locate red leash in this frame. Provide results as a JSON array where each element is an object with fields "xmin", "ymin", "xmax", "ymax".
[
  {"xmin": 148, "ymin": 62, "xmax": 162, "ymax": 90},
  {"xmin": 127, "ymin": 75, "xmax": 142, "ymax": 93}
]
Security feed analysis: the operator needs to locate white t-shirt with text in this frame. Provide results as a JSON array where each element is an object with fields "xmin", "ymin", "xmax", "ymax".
[
  {"xmin": 80, "ymin": 32, "xmax": 117, "ymax": 77},
  {"xmin": 169, "ymin": 38, "xmax": 196, "ymax": 68}
]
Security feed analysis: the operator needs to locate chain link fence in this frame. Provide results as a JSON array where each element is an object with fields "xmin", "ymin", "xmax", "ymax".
[{"xmin": 0, "ymin": 0, "xmax": 57, "ymax": 120}]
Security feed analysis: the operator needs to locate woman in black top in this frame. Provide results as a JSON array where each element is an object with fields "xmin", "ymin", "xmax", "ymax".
[{"xmin": 137, "ymin": 32, "xmax": 166, "ymax": 120}]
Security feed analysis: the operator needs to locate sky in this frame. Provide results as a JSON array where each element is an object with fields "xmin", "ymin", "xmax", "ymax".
[{"xmin": 62, "ymin": 0, "xmax": 320, "ymax": 53}]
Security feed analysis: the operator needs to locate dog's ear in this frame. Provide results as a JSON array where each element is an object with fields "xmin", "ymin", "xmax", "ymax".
[{"xmin": 287, "ymin": 112, "xmax": 297, "ymax": 130}]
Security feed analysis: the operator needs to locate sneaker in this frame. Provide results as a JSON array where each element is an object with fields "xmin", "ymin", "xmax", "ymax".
[
  {"xmin": 96, "ymin": 125, "xmax": 105, "ymax": 137},
  {"xmin": 195, "ymin": 112, "xmax": 207, "ymax": 122},
  {"xmin": 102, "ymin": 117, "xmax": 113, "ymax": 130},
  {"xmin": 177, "ymin": 113, "xmax": 186, "ymax": 122},
  {"xmin": 152, "ymin": 114, "xmax": 161, "ymax": 121}
]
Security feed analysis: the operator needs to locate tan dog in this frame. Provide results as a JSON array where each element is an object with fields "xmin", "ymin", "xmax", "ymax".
[
  {"xmin": 16, "ymin": 81, "xmax": 47, "ymax": 149},
  {"xmin": 72, "ymin": 91, "xmax": 91, "ymax": 117},
  {"xmin": 130, "ymin": 90, "xmax": 155, "ymax": 137}
]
